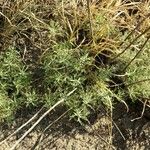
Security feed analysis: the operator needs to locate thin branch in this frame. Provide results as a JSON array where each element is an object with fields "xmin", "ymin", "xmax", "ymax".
[
  {"xmin": 122, "ymin": 36, "xmax": 150, "ymax": 71},
  {"xmin": 139, "ymin": 99, "xmax": 150, "ymax": 108},
  {"xmin": 10, "ymin": 100, "xmax": 63, "ymax": 150},
  {"xmin": 131, "ymin": 100, "xmax": 147, "ymax": 122},
  {"xmin": 0, "ymin": 12, "xmax": 13, "ymax": 26},
  {"xmin": 112, "ymin": 120, "xmax": 126, "ymax": 140},
  {"xmin": 37, "ymin": 109, "xmax": 71, "ymax": 149},
  {"xmin": 111, "ymin": 27, "xmax": 150, "ymax": 62},
  {"xmin": 109, "ymin": 78, "xmax": 150, "ymax": 88},
  {"xmin": 87, "ymin": 0, "xmax": 94, "ymax": 41},
  {"xmin": 119, "ymin": 13, "xmax": 150, "ymax": 47},
  {"xmin": 9, "ymin": 88, "xmax": 77, "ymax": 150},
  {"xmin": 0, "ymin": 107, "xmax": 44, "ymax": 145},
  {"xmin": 126, "ymin": 78, "xmax": 150, "ymax": 87}
]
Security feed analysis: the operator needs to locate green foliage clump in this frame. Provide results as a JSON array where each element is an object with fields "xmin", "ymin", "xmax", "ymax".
[
  {"xmin": 116, "ymin": 37, "xmax": 150, "ymax": 101},
  {"xmin": 0, "ymin": 47, "xmax": 38, "ymax": 122},
  {"xmin": 42, "ymin": 42, "xmax": 114, "ymax": 123},
  {"xmin": 125, "ymin": 44, "xmax": 150, "ymax": 100},
  {"xmin": 0, "ymin": 43, "xmax": 116, "ymax": 124},
  {"xmin": 0, "ymin": 0, "xmax": 150, "ymax": 125}
]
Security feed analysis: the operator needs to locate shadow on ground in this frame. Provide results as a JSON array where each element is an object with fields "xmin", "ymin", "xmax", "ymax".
[{"xmin": 0, "ymin": 101, "xmax": 149, "ymax": 150}]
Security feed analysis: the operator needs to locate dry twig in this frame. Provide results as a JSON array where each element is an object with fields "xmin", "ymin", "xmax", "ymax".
[
  {"xmin": 131, "ymin": 99, "xmax": 147, "ymax": 122},
  {"xmin": 9, "ymin": 88, "xmax": 77, "ymax": 150},
  {"xmin": 0, "ymin": 107, "xmax": 44, "ymax": 145}
]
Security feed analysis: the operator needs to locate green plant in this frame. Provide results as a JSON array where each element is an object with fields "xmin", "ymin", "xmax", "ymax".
[
  {"xmin": 110, "ymin": 32, "xmax": 150, "ymax": 102},
  {"xmin": 42, "ymin": 41, "xmax": 116, "ymax": 123},
  {"xmin": 121, "ymin": 37, "xmax": 150, "ymax": 100},
  {"xmin": 0, "ymin": 0, "xmax": 149, "ymax": 125},
  {"xmin": 0, "ymin": 47, "xmax": 38, "ymax": 121}
]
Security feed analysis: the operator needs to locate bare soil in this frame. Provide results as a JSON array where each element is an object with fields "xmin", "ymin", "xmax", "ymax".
[{"xmin": 0, "ymin": 101, "xmax": 149, "ymax": 150}]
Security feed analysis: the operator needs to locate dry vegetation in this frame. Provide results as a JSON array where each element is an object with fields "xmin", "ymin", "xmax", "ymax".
[{"xmin": 0, "ymin": 0, "xmax": 150, "ymax": 149}]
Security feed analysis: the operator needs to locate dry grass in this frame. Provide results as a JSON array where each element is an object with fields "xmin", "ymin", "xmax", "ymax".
[{"xmin": 0, "ymin": 0, "xmax": 150, "ymax": 149}]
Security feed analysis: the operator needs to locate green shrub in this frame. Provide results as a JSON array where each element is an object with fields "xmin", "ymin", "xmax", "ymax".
[
  {"xmin": 116, "ymin": 37, "xmax": 150, "ymax": 101},
  {"xmin": 0, "ymin": 47, "xmax": 38, "ymax": 121},
  {"xmin": 0, "ymin": 0, "xmax": 150, "ymax": 125},
  {"xmin": 42, "ymin": 42, "xmax": 115, "ymax": 123}
]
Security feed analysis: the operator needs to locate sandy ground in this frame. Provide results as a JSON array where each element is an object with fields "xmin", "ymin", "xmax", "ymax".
[{"xmin": 0, "ymin": 102, "xmax": 149, "ymax": 150}]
